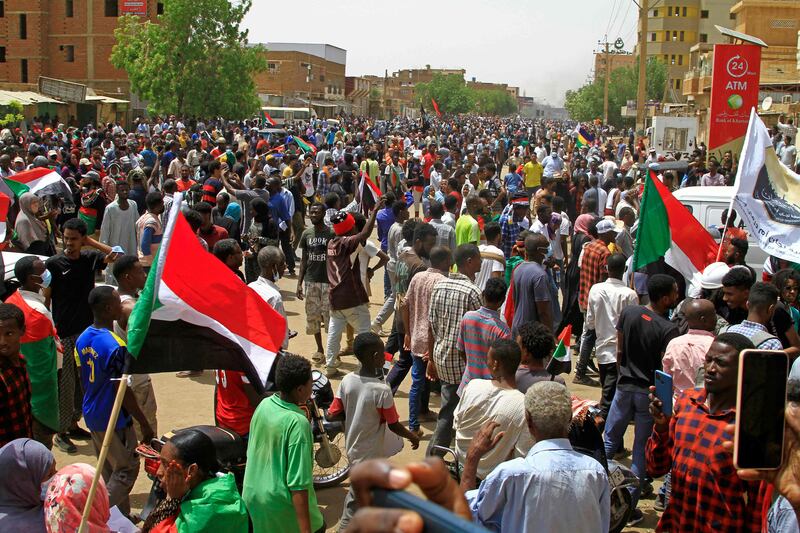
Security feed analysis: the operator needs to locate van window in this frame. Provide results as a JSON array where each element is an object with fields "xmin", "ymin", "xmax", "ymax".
[
  {"xmin": 707, "ymin": 206, "xmax": 726, "ymax": 229},
  {"xmin": 681, "ymin": 203, "xmax": 693, "ymax": 214}
]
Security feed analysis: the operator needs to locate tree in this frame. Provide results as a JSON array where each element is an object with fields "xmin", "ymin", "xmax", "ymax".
[
  {"xmin": 111, "ymin": 0, "xmax": 266, "ymax": 118},
  {"xmin": 0, "ymin": 101, "xmax": 24, "ymax": 128},
  {"xmin": 473, "ymin": 89, "xmax": 518, "ymax": 116},
  {"xmin": 564, "ymin": 57, "xmax": 667, "ymax": 126},
  {"xmin": 415, "ymin": 74, "xmax": 474, "ymax": 115}
]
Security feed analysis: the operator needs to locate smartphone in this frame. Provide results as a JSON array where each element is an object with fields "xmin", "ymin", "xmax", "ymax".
[
  {"xmin": 371, "ymin": 489, "xmax": 489, "ymax": 533},
  {"xmin": 654, "ymin": 370, "xmax": 673, "ymax": 416},
  {"xmin": 734, "ymin": 349, "xmax": 789, "ymax": 470}
]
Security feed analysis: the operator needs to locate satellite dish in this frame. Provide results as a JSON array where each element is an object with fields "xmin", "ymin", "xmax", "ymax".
[{"xmin": 762, "ymin": 96, "xmax": 773, "ymax": 111}]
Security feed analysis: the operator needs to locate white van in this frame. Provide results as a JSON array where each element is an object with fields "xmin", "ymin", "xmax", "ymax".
[{"xmin": 672, "ymin": 186, "xmax": 767, "ymax": 275}]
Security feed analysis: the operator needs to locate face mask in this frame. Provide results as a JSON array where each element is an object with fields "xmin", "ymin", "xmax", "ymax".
[{"xmin": 39, "ymin": 269, "xmax": 52, "ymax": 289}]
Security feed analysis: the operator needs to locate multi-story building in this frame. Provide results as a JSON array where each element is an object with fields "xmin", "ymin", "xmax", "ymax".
[
  {"xmin": 383, "ymin": 66, "xmax": 466, "ymax": 117},
  {"xmin": 636, "ymin": 0, "xmax": 738, "ymax": 101},
  {"xmin": 0, "ymin": 0, "xmax": 161, "ymax": 95},
  {"xmin": 251, "ymin": 42, "xmax": 346, "ymax": 117},
  {"xmin": 594, "ymin": 51, "xmax": 636, "ymax": 80},
  {"xmin": 345, "ymin": 75, "xmax": 373, "ymax": 117},
  {"xmin": 682, "ymin": 0, "xmax": 800, "ymax": 143}
]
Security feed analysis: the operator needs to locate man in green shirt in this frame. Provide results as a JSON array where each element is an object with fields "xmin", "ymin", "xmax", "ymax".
[
  {"xmin": 243, "ymin": 354, "xmax": 324, "ymax": 533},
  {"xmin": 455, "ymin": 194, "xmax": 482, "ymax": 246}
]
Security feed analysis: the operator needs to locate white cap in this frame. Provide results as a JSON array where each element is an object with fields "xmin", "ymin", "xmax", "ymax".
[
  {"xmin": 596, "ymin": 219, "xmax": 620, "ymax": 234},
  {"xmin": 700, "ymin": 261, "xmax": 731, "ymax": 289}
]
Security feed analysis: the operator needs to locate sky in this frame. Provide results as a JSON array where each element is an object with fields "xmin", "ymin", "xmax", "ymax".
[{"xmin": 242, "ymin": 0, "xmax": 640, "ymax": 107}]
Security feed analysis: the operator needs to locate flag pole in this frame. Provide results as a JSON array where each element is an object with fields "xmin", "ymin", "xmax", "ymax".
[{"xmin": 77, "ymin": 374, "xmax": 130, "ymax": 533}]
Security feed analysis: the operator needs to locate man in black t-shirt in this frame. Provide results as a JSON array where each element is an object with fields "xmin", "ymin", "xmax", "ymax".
[
  {"xmin": 603, "ymin": 274, "xmax": 679, "ymax": 522},
  {"xmin": 46, "ymin": 217, "xmax": 117, "ymax": 453}
]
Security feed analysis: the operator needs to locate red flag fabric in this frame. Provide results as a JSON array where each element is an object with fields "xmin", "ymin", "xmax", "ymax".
[{"xmin": 431, "ymin": 98, "xmax": 442, "ymax": 117}]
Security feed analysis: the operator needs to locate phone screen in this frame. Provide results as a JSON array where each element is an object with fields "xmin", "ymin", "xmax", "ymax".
[{"xmin": 735, "ymin": 350, "xmax": 788, "ymax": 469}]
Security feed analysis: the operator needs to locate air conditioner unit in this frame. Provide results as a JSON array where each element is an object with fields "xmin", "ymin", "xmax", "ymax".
[{"xmin": 782, "ymin": 95, "xmax": 793, "ymax": 104}]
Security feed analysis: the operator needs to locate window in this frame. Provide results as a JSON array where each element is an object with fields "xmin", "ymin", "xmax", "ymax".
[
  {"xmin": 267, "ymin": 62, "xmax": 279, "ymax": 74},
  {"xmin": 319, "ymin": 75, "xmax": 325, "ymax": 82},
  {"xmin": 651, "ymin": 32, "xmax": 657, "ymax": 41},
  {"xmin": 671, "ymin": 54, "xmax": 676, "ymax": 65},
  {"xmin": 678, "ymin": 55, "xmax": 683, "ymax": 65},
  {"xmin": 675, "ymin": 78, "xmax": 682, "ymax": 90},
  {"xmin": 701, "ymin": 9, "xmax": 708, "ymax": 18},
  {"xmin": 682, "ymin": 6, "xmax": 687, "ymax": 16},
  {"xmin": 0, "ymin": 47, "xmax": 5, "ymax": 63},
  {"xmin": 104, "ymin": 0, "xmax": 118, "ymax": 17},
  {"xmin": 652, "ymin": 8, "xmax": 658, "ymax": 16},
  {"xmin": 20, "ymin": 59, "xmax": 27, "ymax": 83},
  {"xmin": 680, "ymin": 31, "xmax": 685, "ymax": 41},
  {"xmin": 700, "ymin": 33, "xmax": 708, "ymax": 43},
  {"xmin": 672, "ymin": 30, "xmax": 678, "ymax": 41},
  {"xmin": 730, "ymin": 12, "xmax": 736, "ymax": 20},
  {"xmin": 65, "ymin": 0, "xmax": 73, "ymax": 17},
  {"xmin": 0, "ymin": 1, "xmax": 4, "ymax": 17},
  {"xmin": 19, "ymin": 14, "xmax": 26, "ymax": 39},
  {"xmin": 157, "ymin": 2, "xmax": 164, "ymax": 14},
  {"xmin": 64, "ymin": 45, "xmax": 74, "ymax": 62},
  {"xmin": 668, "ymin": 6, "xmax": 672, "ymax": 16},
  {"xmin": 663, "ymin": 54, "xmax": 669, "ymax": 62}
]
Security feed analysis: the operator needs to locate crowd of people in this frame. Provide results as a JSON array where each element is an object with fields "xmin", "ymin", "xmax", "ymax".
[{"xmin": 0, "ymin": 111, "xmax": 798, "ymax": 533}]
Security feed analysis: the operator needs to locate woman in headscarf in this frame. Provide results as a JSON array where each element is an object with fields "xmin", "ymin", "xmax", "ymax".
[
  {"xmin": 44, "ymin": 463, "xmax": 109, "ymax": 533},
  {"xmin": 559, "ymin": 214, "xmax": 598, "ymax": 335},
  {"xmin": 0, "ymin": 438, "xmax": 56, "ymax": 533},
  {"xmin": 243, "ymin": 197, "xmax": 279, "ymax": 283},
  {"xmin": 142, "ymin": 429, "xmax": 248, "ymax": 533},
  {"xmin": 15, "ymin": 192, "xmax": 54, "ymax": 255}
]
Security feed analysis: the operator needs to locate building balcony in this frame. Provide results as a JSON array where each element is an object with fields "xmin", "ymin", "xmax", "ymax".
[{"xmin": 683, "ymin": 66, "xmax": 713, "ymax": 96}]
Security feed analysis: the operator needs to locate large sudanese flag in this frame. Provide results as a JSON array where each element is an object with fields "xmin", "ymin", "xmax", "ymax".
[
  {"xmin": 126, "ymin": 193, "xmax": 287, "ymax": 392},
  {"xmin": 633, "ymin": 170, "xmax": 718, "ymax": 292},
  {"xmin": 4, "ymin": 167, "xmax": 70, "ymax": 196}
]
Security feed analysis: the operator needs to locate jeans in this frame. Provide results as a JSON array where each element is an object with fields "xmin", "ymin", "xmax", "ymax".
[
  {"xmin": 383, "ymin": 268, "xmax": 391, "ymax": 299},
  {"xmin": 427, "ymin": 382, "xmax": 459, "ymax": 455},
  {"xmin": 386, "ymin": 348, "xmax": 412, "ymax": 394},
  {"xmin": 603, "ymin": 389, "xmax": 653, "ymax": 509},
  {"xmin": 326, "ymin": 304, "xmax": 371, "ymax": 367},
  {"xmin": 576, "ymin": 321, "xmax": 596, "ymax": 377},
  {"xmin": 408, "ymin": 354, "xmax": 429, "ymax": 431},
  {"xmin": 598, "ymin": 362, "xmax": 618, "ymax": 420}
]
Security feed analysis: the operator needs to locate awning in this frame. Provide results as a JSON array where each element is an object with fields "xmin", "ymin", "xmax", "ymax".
[
  {"xmin": 0, "ymin": 90, "xmax": 64, "ymax": 106},
  {"xmin": 85, "ymin": 95, "xmax": 129, "ymax": 104},
  {"xmin": 295, "ymin": 98, "xmax": 344, "ymax": 109}
]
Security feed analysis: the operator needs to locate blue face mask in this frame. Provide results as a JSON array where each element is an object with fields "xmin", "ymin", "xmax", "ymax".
[{"xmin": 39, "ymin": 269, "xmax": 52, "ymax": 289}]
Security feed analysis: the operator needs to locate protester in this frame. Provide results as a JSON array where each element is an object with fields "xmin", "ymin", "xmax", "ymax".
[
  {"xmin": 7, "ymin": 258, "xmax": 59, "ymax": 449},
  {"xmin": 647, "ymin": 333, "xmax": 765, "ymax": 532},
  {"xmin": 453, "ymin": 337, "xmax": 532, "ymax": 479},
  {"xmin": 76, "ymin": 286, "xmax": 153, "ymax": 515},
  {"xmin": 509, "ymin": 233, "xmax": 552, "ymax": 333},
  {"xmin": 44, "ymin": 463, "xmax": 110, "ymax": 533},
  {"xmin": 243, "ymin": 354, "xmax": 324, "ymax": 533},
  {"xmin": 604, "ymin": 274, "xmax": 679, "ymax": 525},
  {"xmin": 427, "ymin": 244, "xmax": 482, "ymax": 455},
  {"xmin": 326, "ymin": 332, "xmax": 419, "ymax": 531},
  {"xmin": 0, "ymin": 438, "xmax": 55, "ymax": 532},
  {"xmin": 142, "ymin": 429, "xmax": 248, "ymax": 532}
]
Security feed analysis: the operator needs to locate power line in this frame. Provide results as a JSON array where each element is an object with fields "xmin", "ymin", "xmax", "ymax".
[
  {"xmin": 611, "ymin": 0, "xmax": 633, "ymax": 39},
  {"xmin": 605, "ymin": 0, "xmax": 622, "ymax": 39}
]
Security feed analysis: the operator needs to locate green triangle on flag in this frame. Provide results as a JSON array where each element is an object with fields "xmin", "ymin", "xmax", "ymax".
[
  {"xmin": 546, "ymin": 325, "xmax": 573, "ymax": 377},
  {"xmin": 3, "ymin": 178, "xmax": 29, "ymax": 198}
]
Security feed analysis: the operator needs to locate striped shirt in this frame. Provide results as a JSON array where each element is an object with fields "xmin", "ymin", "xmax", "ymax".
[
  {"xmin": 457, "ymin": 307, "xmax": 511, "ymax": 394},
  {"xmin": 429, "ymin": 273, "xmax": 482, "ymax": 385}
]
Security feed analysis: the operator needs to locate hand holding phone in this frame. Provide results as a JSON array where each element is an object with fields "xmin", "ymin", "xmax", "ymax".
[
  {"xmin": 655, "ymin": 370, "xmax": 673, "ymax": 417},
  {"xmin": 734, "ymin": 349, "xmax": 789, "ymax": 470}
]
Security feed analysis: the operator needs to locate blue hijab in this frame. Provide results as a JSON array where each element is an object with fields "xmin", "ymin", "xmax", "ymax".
[
  {"xmin": 224, "ymin": 201, "xmax": 242, "ymax": 223},
  {"xmin": 0, "ymin": 438, "xmax": 54, "ymax": 533}
]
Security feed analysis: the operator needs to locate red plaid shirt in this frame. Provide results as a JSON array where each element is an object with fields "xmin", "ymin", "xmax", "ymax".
[
  {"xmin": 578, "ymin": 239, "xmax": 610, "ymax": 310},
  {"xmin": 0, "ymin": 354, "xmax": 33, "ymax": 447},
  {"xmin": 646, "ymin": 388, "xmax": 768, "ymax": 532}
]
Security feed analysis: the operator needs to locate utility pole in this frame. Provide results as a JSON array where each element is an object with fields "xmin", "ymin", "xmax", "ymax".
[
  {"xmin": 600, "ymin": 37, "xmax": 611, "ymax": 124},
  {"xmin": 636, "ymin": 0, "xmax": 649, "ymax": 133}
]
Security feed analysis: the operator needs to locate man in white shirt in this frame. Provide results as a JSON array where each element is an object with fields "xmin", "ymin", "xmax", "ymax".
[
  {"xmin": 777, "ymin": 117, "xmax": 797, "ymax": 144},
  {"xmin": 700, "ymin": 160, "xmax": 726, "ymax": 186},
  {"xmin": 779, "ymin": 135, "xmax": 797, "ymax": 169},
  {"xmin": 534, "ymin": 141, "xmax": 548, "ymax": 163},
  {"xmin": 247, "ymin": 246, "xmax": 289, "ymax": 349},
  {"xmin": 599, "ymin": 156, "xmax": 618, "ymax": 188},
  {"xmin": 541, "ymin": 151, "xmax": 564, "ymax": 178},
  {"xmin": 584, "ymin": 253, "xmax": 638, "ymax": 422}
]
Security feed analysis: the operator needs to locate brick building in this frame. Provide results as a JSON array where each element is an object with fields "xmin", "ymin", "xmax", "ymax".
[
  {"xmin": 0, "ymin": 0, "xmax": 161, "ymax": 95},
  {"xmin": 252, "ymin": 42, "xmax": 347, "ymax": 117},
  {"xmin": 594, "ymin": 51, "xmax": 636, "ymax": 80}
]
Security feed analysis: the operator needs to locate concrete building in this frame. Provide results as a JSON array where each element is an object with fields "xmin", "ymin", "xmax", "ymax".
[
  {"xmin": 251, "ymin": 42, "xmax": 347, "ymax": 117},
  {"xmin": 594, "ymin": 51, "xmax": 636, "ymax": 80},
  {"xmin": 345, "ymin": 75, "xmax": 375, "ymax": 117},
  {"xmin": 0, "ymin": 0, "xmax": 161, "ymax": 96},
  {"xmin": 383, "ymin": 66, "xmax": 465, "ymax": 117},
  {"xmin": 681, "ymin": 0, "xmax": 800, "ymax": 144},
  {"xmin": 636, "ymin": 0, "xmax": 738, "ymax": 101}
]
